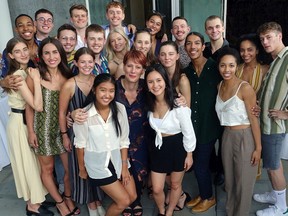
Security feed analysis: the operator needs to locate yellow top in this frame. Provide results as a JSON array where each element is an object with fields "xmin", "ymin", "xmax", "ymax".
[{"xmin": 236, "ymin": 63, "xmax": 263, "ymax": 93}]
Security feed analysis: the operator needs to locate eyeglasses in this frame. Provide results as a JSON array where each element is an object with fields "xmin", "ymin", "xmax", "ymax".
[
  {"xmin": 36, "ymin": 17, "xmax": 53, "ymax": 24},
  {"xmin": 60, "ymin": 37, "xmax": 76, "ymax": 42}
]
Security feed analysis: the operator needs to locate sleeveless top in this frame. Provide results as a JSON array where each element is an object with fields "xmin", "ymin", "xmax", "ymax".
[
  {"xmin": 215, "ymin": 81, "xmax": 250, "ymax": 126},
  {"xmin": 236, "ymin": 63, "xmax": 263, "ymax": 93},
  {"xmin": 34, "ymin": 86, "xmax": 65, "ymax": 156}
]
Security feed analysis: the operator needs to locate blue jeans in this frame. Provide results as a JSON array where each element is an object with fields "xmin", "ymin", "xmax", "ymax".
[{"xmin": 193, "ymin": 139, "xmax": 216, "ymax": 199}]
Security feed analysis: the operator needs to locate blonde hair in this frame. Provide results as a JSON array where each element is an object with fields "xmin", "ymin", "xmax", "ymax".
[{"xmin": 106, "ymin": 27, "xmax": 130, "ymax": 61}]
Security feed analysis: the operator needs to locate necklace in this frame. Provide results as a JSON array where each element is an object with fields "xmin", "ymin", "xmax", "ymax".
[{"xmin": 76, "ymin": 75, "xmax": 93, "ymax": 87}]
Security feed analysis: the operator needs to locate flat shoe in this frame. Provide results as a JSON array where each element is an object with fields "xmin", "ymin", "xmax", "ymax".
[
  {"xmin": 26, "ymin": 205, "xmax": 54, "ymax": 216},
  {"xmin": 186, "ymin": 195, "xmax": 201, "ymax": 208},
  {"xmin": 191, "ymin": 197, "xmax": 216, "ymax": 213}
]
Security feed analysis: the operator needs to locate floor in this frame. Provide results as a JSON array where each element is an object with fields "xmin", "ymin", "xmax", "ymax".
[{"xmin": 1, "ymin": 160, "xmax": 288, "ymax": 215}]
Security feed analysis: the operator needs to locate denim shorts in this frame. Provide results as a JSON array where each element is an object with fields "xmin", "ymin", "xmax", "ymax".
[{"xmin": 262, "ymin": 133, "xmax": 285, "ymax": 170}]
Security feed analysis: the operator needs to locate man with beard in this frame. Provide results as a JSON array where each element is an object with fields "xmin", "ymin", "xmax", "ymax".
[{"xmin": 171, "ymin": 16, "xmax": 191, "ymax": 69}]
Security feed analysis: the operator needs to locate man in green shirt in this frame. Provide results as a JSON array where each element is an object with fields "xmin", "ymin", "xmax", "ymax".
[{"xmin": 253, "ymin": 22, "xmax": 288, "ymax": 216}]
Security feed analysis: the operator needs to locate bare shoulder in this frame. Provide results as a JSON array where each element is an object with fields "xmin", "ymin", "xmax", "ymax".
[
  {"xmin": 179, "ymin": 73, "xmax": 190, "ymax": 84},
  {"xmin": 239, "ymin": 82, "xmax": 255, "ymax": 99},
  {"xmin": 61, "ymin": 77, "xmax": 75, "ymax": 92}
]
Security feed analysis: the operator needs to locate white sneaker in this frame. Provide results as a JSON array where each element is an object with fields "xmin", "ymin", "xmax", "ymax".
[
  {"xmin": 97, "ymin": 205, "xmax": 106, "ymax": 216},
  {"xmin": 253, "ymin": 192, "xmax": 276, "ymax": 204},
  {"xmin": 256, "ymin": 205, "xmax": 288, "ymax": 216}
]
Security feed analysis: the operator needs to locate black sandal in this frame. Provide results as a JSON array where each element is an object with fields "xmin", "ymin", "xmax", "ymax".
[
  {"xmin": 56, "ymin": 199, "xmax": 74, "ymax": 216},
  {"xmin": 133, "ymin": 204, "xmax": 143, "ymax": 216},
  {"xmin": 122, "ymin": 207, "xmax": 133, "ymax": 216},
  {"xmin": 62, "ymin": 194, "xmax": 80, "ymax": 215},
  {"xmin": 174, "ymin": 192, "xmax": 191, "ymax": 211}
]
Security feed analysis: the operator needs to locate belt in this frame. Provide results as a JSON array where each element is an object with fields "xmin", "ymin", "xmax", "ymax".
[{"xmin": 11, "ymin": 108, "xmax": 25, "ymax": 114}]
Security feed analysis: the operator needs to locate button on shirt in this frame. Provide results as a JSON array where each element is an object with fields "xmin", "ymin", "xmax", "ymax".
[
  {"xmin": 73, "ymin": 102, "xmax": 130, "ymax": 179},
  {"xmin": 184, "ymin": 58, "xmax": 222, "ymax": 144}
]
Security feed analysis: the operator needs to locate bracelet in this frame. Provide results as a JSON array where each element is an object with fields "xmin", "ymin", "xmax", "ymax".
[
  {"xmin": 122, "ymin": 160, "xmax": 128, "ymax": 164},
  {"xmin": 60, "ymin": 131, "xmax": 68, "ymax": 135}
]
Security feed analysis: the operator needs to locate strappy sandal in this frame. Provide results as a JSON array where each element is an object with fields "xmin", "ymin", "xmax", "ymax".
[
  {"xmin": 62, "ymin": 194, "xmax": 81, "ymax": 215},
  {"xmin": 56, "ymin": 199, "xmax": 74, "ymax": 216},
  {"xmin": 133, "ymin": 204, "xmax": 143, "ymax": 216},
  {"xmin": 174, "ymin": 192, "xmax": 191, "ymax": 211},
  {"xmin": 122, "ymin": 207, "xmax": 133, "ymax": 216}
]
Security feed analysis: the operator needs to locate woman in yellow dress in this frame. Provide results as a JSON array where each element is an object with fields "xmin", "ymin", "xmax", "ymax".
[{"xmin": 5, "ymin": 37, "xmax": 53, "ymax": 216}]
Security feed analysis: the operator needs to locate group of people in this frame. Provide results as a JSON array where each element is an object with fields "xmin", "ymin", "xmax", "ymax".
[{"xmin": 0, "ymin": 2, "xmax": 287, "ymax": 216}]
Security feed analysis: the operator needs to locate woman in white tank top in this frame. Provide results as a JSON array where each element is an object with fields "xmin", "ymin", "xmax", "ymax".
[{"xmin": 215, "ymin": 47, "xmax": 261, "ymax": 216}]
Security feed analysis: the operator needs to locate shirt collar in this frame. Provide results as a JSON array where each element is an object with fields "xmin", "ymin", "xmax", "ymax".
[{"xmin": 277, "ymin": 46, "xmax": 288, "ymax": 59}]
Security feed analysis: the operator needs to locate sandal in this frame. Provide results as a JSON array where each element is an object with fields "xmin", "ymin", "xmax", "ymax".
[
  {"xmin": 122, "ymin": 207, "xmax": 133, "ymax": 216},
  {"xmin": 63, "ymin": 194, "xmax": 81, "ymax": 215},
  {"xmin": 174, "ymin": 192, "xmax": 191, "ymax": 211},
  {"xmin": 133, "ymin": 204, "xmax": 143, "ymax": 216},
  {"xmin": 56, "ymin": 199, "xmax": 74, "ymax": 216}
]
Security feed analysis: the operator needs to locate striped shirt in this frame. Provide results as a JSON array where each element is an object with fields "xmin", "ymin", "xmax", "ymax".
[{"xmin": 258, "ymin": 47, "xmax": 288, "ymax": 134}]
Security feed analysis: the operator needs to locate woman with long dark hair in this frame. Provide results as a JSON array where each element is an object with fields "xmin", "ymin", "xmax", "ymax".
[
  {"xmin": 73, "ymin": 73, "xmax": 137, "ymax": 216},
  {"xmin": 144, "ymin": 63, "xmax": 196, "ymax": 216},
  {"xmin": 25, "ymin": 37, "xmax": 76, "ymax": 216}
]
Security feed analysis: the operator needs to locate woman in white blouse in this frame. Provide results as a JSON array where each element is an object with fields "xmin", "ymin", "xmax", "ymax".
[
  {"xmin": 73, "ymin": 73, "xmax": 137, "ymax": 216},
  {"xmin": 144, "ymin": 63, "xmax": 196, "ymax": 216}
]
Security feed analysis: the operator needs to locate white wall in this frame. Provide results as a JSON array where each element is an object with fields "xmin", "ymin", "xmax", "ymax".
[{"xmin": 0, "ymin": 0, "xmax": 13, "ymax": 52}]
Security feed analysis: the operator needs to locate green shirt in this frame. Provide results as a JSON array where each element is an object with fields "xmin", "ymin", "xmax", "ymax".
[
  {"xmin": 258, "ymin": 47, "xmax": 288, "ymax": 134},
  {"xmin": 184, "ymin": 58, "xmax": 222, "ymax": 144}
]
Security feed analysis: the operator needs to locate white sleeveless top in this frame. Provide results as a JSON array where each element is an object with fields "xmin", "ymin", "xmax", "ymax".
[{"xmin": 215, "ymin": 81, "xmax": 250, "ymax": 126}]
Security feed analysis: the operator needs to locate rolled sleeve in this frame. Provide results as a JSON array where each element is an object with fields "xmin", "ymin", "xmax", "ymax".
[
  {"xmin": 73, "ymin": 121, "xmax": 88, "ymax": 148},
  {"xmin": 176, "ymin": 106, "xmax": 196, "ymax": 152}
]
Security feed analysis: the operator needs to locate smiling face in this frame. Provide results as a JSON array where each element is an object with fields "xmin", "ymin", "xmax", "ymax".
[
  {"xmin": 146, "ymin": 15, "xmax": 162, "ymax": 36},
  {"xmin": 74, "ymin": 53, "xmax": 94, "ymax": 75},
  {"xmin": 158, "ymin": 44, "xmax": 179, "ymax": 69},
  {"xmin": 35, "ymin": 12, "xmax": 54, "ymax": 35},
  {"xmin": 41, "ymin": 43, "xmax": 61, "ymax": 69},
  {"xmin": 86, "ymin": 31, "xmax": 106, "ymax": 55},
  {"xmin": 185, "ymin": 34, "xmax": 205, "ymax": 60},
  {"xmin": 95, "ymin": 81, "xmax": 115, "ymax": 109},
  {"xmin": 58, "ymin": 29, "xmax": 77, "ymax": 55},
  {"xmin": 106, "ymin": 6, "xmax": 125, "ymax": 28},
  {"xmin": 8, "ymin": 42, "xmax": 30, "ymax": 68},
  {"xmin": 70, "ymin": 9, "xmax": 88, "ymax": 30},
  {"xmin": 109, "ymin": 32, "xmax": 127, "ymax": 53},
  {"xmin": 146, "ymin": 70, "xmax": 166, "ymax": 97},
  {"xmin": 218, "ymin": 54, "xmax": 238, "ymax": 80},
  {"xmin": 171, "ymin": 19, "xmax": 190, "ymax": 43},
  {"xmin": 15, "ymin": 16, "xmax": 36, "ymax": 42},
  {"xmin": 123, "ymin": 59, "xmax": 144, "ymax": 83},
  {"xmin": 134, "ymin": 32, "xmax": 152, "ymax": 56},
  {"xmin": 239, "ymin": 40, "xmax": 258, "ymax": 64},
  {"xmin": 205, "ymin": 18, "xmax": 224, "ymax": 42}
]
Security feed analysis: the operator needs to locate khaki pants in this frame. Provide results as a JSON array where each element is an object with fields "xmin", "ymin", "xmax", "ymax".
[{"xmin": 222, "ymin": 127, "xmax": 257, "ymax": 216}]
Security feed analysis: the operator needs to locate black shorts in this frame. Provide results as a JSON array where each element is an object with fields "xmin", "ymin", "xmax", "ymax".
[
  {"xmin": 149, "ymin": 133, "xmax": 186, "ymax": 173},
  {"xmin": 88, "ymin": 161, "xmax": 118, "ymax": 187}
]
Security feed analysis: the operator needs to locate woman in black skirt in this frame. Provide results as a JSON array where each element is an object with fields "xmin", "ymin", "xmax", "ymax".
[{"xmin": 144, "ymin": 63, "xmax": 196, "ymax": 216}]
